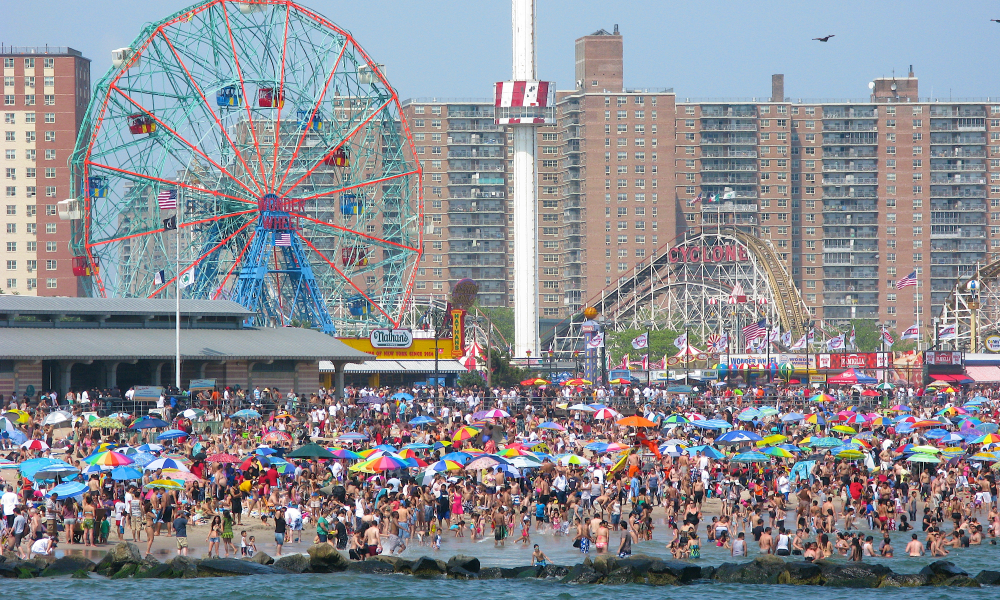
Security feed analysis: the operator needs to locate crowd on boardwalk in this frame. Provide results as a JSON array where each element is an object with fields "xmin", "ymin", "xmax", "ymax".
[{"xmin": 2, "ymin": 379, "xmax": 1000, "ymax": 565}]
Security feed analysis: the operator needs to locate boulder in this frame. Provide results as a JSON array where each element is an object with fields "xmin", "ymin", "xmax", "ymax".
[
  {"xmin": 540, "ymin": 564, "xmax": 570, "ymax": 579},
  {"xmin": 604, "ymin": 565, "xmax": 636, "ymax": 585},
  {"xmin": 500, "ymin": 567, "xmax": 528, "ymax": 579},
  {"xmin": 777, "ymin": 561, "xmax": 822, "ymax": 585},
  {"xmin": 307, "ymin": 543, "xmax": 349, "ymax": 573},
  {"xmin": 515, "ymin": 565, "xmax": 542, "ymax": 578},
  {"xmin": 96, "ymin": 542, "xmax": 142, "ymax": 575},
  {"xmin": 197, "ymin": 557, "xmax": 285, "ymax": 577},
  {"xmin": 616, "ymin": 556, "xmax": 653, "ymax": 580},
  {"xmin": 560, "ymin": 564, "xmax": 602, "ymax": 584},
  {"xmin": 133, "ymin": 563, "xmax": 176, "ymax": 579},
  {"xmin": 248, "ymin": 552, "xmax": 275, "ymax": 565},
  {"xmin": 975, "ymin": 570, "xmax": 1000, "ymax": 586},
  {"xmin": 39, "ymin": 556, "xmax": 97, "ymax": 577},
  {"xmin": 273, "ymin": 554, "xmax": 311, "ymax": 574},
  {"xmin": 817, "ymin": 562, "xmax": 891, "ymax": 588},
  {"xmin": 591, "ymin": 554, "xmax": 616, "ymax": 575},
  {"xmin": 446, "ymin": 554, "xmax": 481, "ymax": 574},
  {"xmin": 16, "ymin": 564, "xmax": 39, "ymax": 579},
  {"xmin": 940, "ymin": 575, "xmax": 981, "ymax": 588},
  {"xmin": 479, "ymin": 567, "xmax": 503, "ymax": 580},
  {"xmin": 166, "ymin": 556, "xmax": 199, "ymax": 579},
  {"xmin": 920, "ymin": 560, "xmax": 968, "ymax": 585},
  {"xmin": 346, "ymin": 561, "xmax": 396, "ymax": 575},
  {"xmin": 447, "ymin": 566, "xmax": 479, "ymax": 580},
  {"xmin": 713, "ymin": 556, "xmax": 787, "ymax": 585},
  {"xmin": 411, "ymin": 556, "xmax": 447, "ymax": 578},
  {"xmin": 650, "ymin": 560, "xmax": 702, "ymax": 583},
  {"xmin": 0, "ymin": 561, "xmax": 22, "ymax": 578},
  {"xmin": 879, "ymin": 573, "xmax": 930, "ymax": 588},
  {"xmin": 699, "ymin": 565, "xmax": 716, "ymax": 580},
  {"xmin": 71, "ymin": 569, "xmax": 90, "ymax": 579},
  {"xmin": 372, "ymin": 555, "xmax": 413, "ymax": 573},
  {"xmin": 110, "ymin": 563, "xmax": 139, "ymax": 580}
]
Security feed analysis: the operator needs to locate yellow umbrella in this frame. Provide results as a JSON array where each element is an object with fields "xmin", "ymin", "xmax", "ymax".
[
  {"xmin": 3, "ymin": 409, "xmax": 30, "ymax": 424},
  {"xmin": 756, "ymin": 434, "xmax": 787, "ymax": 447},
  {"xmin": 832, "ymin": 425, "xmax": 857, "ymax": 434},
  {"xmin": 452, "ymin": 426, "xmax": 481, "ymax": 442}
]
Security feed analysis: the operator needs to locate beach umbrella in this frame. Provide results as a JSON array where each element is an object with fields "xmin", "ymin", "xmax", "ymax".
[
  {"xmin": 537, "ymin": 421, "xmax": 566, "ymax": 431},
  {"xmin": 520, "ymin": 378, "xmax": 550, "ymax": 386},
  {"xmin": 162, "ymin": 469, "xmax": 201, "ymax": 482},
  {"xmin": 46, "ymin": 482, "xmax": 88, "ymax": 499},
  {"xmin": 135, "ymin": 443, "xmax": 164, "ymax": 453},
  {"xmin": 327, "ymin": 448, "xmax": 362, "ymax": 460},
  {"xmin": 452, "ymin": 426, "xmax": 481, "ymax": 442},
  {"xmin": 127, "ymin": 452, "xmax": 157, "ymax": 468},
  {"xmin": 759, "ymin": 407, "xmax": 780, "ymax": 417},
  {"xmin": 781, "ymin": 412, "xmax": 805, "ymax": 422},
  {"xmin": 337, "ymin": 432, "xmax": 369, "ymax": 442},
  {"xmin": 372, "ymin": 444, "xmax": 399, "ymax": 453},
  {"xmin": 568, "ymin": 403, "xmax": 596, "ymax": 412},
  {"xmin": 804, "ymin": 413, "xmax": 827, "ymax": 425},
  {"xmin": 511, "ymin": 456, "xmax": 544, "ymax": 469},
  {"xmin": 906, "ymin": 454, "xmax": 941, "ymax": 464},
  {"xmin": 205, "ymin": 453, "xmax": 240, "ymax": 463},
  {"xmin": 717, "ymin": 430, "xmax": 763, "ymax": 444},
  {"xmin": 144, "ymin": 457, "xmax": 189, "ymax": 472},
  {"xmin": 131, "ymin": 416, "xmax": 168, "ymax": 429},
  {"xmin": 21, "ymin": 439, "xmax": 49, "ymax": 451},
  {"xmin": 890, "ymin": 405, "xmax": 911, "ymax": 412},
  {"xmin": 831, "ymin": 425, "xmax": 857, "ymax": 435},
  {"xmin": 810, "ymin": 393, "xmax": 836, "ymax": 403},
  {"xmin": 592, "ymin": 408, "xmax": 620, "ymax": 420},
  {"xmin": 608, "ymin": 378, "xmax": 633, "ymax": 385},
  {"xmin": 663, "ymin": 414, "xmax": 690, "ymax": 425},
  {"xmin": 110, "ymin": 466, "xmax": 143, "ymax": 481},
  {"xmin": 427, "ymin": 459, "xmax": 465, "ymax": 472},
  {"xmin": 731, "ymin": 451, "xmax": 771, "ymax": 463},
  {"xmin": 911, "ymin": 420, "xmax": 945, "ymax": 429},
  {"xmin": 557, "ymin": 454, "xmax": 591, "ymax": 467},
  {"xmin": 87, "ymin": 451, "xmax": 134, "ymax": 467},
  {"xmin": 763, "ymin": 447, "xmax": 794, "ymax": 458},
  {"xmin": 41, "ymin": 411, "xmax": 72, "ymax": 426},
  {"xmin": 408, "ymin": 416, "xmax": 437, "ymax": 425},
  {"xmin": 563, "ymin": 378, "xmax": 593, "ymax": 386},
  {"xmin": 230, "ymin": 409, "xmax": 262, "ymax": 419},
  {"xmin": 839, "ymin": 413, "xmax": 866, "ymax": 425},
  {"xmin": 970, "ymin": 452, "xmax": 1000, "ymax": 462},
  {"xmin": 827, "ymin": 369, "xmax": 877, "ymax": 385},
  {"xmin": 973, "ymin": 433, "xmax": 1000, "ymax": 445},
  {"xmin": 3, "ymin": 409, "xmax": 30, "ymax": 424},
  {"xmin": 363, "ymin": 454, "xmax": 411, "ymax": 472},
  {"xmin": 875, "ymin": 382, "xmax": 895, "ymax": 390},
  {"xmin": 438, "ymin": 452, "xmax": 471, "ymax": 464},
  {"xmin": 145, "ymin": 479, "xmax": 184, "ymax": 490},
  {"xmin": 91, "ymin": 417, "xmax": 125, "ymax": 429},
  {"xmin": 156, "ymin": 429, "xmax": 189, "ymax": 441},
  {"xmin": 396, "ymin": 448, "xmax": 421, "ymax": 460},
  {"xmin": 287, "ymin": 442, "xmax": 337, "ymax": 460},
  {"xmin": 33, "ymin": 463, "xmax": 80, "ymax": 480},
  {"xmin": 616, "ymin": 415, "xmax": 657, "ymax": 428},
  {"xmin": 391, "ymin": 392, "xmax": 415, "ymax": 401},
  {"xmin": 357, "ymin": 395, "xmax": 383, "ymax": 405},
  {"xmin": 465, "ymin": 455, "xmax": 509, "ymax": 470},
  {"xmin": 584, "ymin": 442, "xmax": 609, "ymax": 453},
  {"xmin": 262, "ymin": 430, "xmax": 292, "ymax": 444},
  {"xmin": 480, "ymin": 409, "xmax": 511, "ymax": 419},
  {"xmin": 757, "ymin": 434, "xmax": 787, "ymax": 446},
  {"xmin": 687, "ymin": 446, "xmax": 725, "ymax": 459},
  {"xmin": 659, "ymin": 443, "xmax": 686, "ymax": 457},
  {"xmin": 810, "ymin": 437, "xmax": 842, "ymax": 448},
  {"xmin": 910, "ymin": 445, "xmax": 941, "ymax": 454},
  {"xmin": 836, "ymin": 449, "xmax": 865, "ymax": 460}
]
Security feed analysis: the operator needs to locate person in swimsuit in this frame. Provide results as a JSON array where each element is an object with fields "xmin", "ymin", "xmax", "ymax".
[
  {"xmin": 596, "ymin": 520, "xmax": 609, "ymax": 552},
  {"xmin": 531, "ymin": 544, "xmax": 551, "ymax": 567}
]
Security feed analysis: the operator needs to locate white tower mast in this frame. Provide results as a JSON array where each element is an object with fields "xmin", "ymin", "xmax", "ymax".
[{"xmin": 496, "ymin": 0, "xmax": 553, "ymax": 359}]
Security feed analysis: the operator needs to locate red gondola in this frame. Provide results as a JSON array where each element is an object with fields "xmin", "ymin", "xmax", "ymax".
[
  {"xmin": 257, "ymin": 86, "xmax": 284, "ymax": 108},
  {"xmin": 341, "ymin": 246, "xmax": 369, "ymax": 267},
  {"xmin": 72, "ymin": 256, "xmax": 99, "ymax": 276},
  {"xmin": 323, "ymin": 147, "xmax": 350, "ymax": 167},
  {"xmin": 127, "ymin": 114, "xmax": 156, "ymax": 135}
]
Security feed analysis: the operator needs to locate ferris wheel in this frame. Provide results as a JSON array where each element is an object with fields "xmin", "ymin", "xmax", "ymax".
[{"xmin": 69, "ymin": 0, "xmax": 423, "ymax": 333}]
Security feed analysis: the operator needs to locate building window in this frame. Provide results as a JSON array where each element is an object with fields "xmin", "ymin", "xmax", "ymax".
[{"xmin": 46, "ymin": 278, "xmax": 57, "ymax": 289}]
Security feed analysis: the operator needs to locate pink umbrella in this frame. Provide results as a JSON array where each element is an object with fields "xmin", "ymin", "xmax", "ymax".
[{"xmin": 480, "ymin": 409, "xmax": 510, "ymax": 419}]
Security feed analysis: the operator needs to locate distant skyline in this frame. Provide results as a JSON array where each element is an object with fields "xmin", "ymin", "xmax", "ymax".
[{"xmin": 3, "ymin": 0, "xmax": 1000, "ymax": 101}]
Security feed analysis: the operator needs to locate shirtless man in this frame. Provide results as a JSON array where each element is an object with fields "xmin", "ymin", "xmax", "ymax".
[
  {"xmin": 758, "ymin": 527, "xmax": 773, "ymax": 554},
  {"xmin": 363, "ymin": 521, "xmax": 381, "ymax": 557},
  {"xmin": 382, "ymin": 510, "xmax": 406, "ymax": 555}
]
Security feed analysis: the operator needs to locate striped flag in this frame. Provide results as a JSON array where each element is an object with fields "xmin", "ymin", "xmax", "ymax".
[
  {"xmin": 157, "ymin": 189, "xmax": 177, "ymax": 210},
  {"xmin": 882, "ymin": 328, "xmax": 895, "ymax": 347},
  {"xmin": 895, "ymin": 271, "xmax": 917, "ymax": 289},
  {"xmin": 275, "ymin": 233, "xmax": 292, "ymax": 247},
  {"xmin": 901, "ymin": 323, "xmax": 919, "ymax": 340},
  {"xmin": 742, "ymin": 319, "xmax": 767, "ymax": 341}
]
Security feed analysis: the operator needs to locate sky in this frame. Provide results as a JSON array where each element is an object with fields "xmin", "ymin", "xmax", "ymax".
[{"xmin": 2, "ymin": 0, "xmax": 1000, "ymax": 102}]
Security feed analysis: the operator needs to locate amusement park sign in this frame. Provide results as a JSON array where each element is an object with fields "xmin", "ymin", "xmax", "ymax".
[
  {"xmin": 668, "ymin": 243, "xmax": 750, "ymax": 264},
  {"xmin": 369, "ymin": 329, "xmax": 414, "ymax": 349}
]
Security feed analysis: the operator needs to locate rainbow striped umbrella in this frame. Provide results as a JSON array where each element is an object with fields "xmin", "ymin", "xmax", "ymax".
[
  {"xmin": 86, "ymin": 451, "xmax": 134, "ymax": 467},
  {"xmin": 427, "ymin": 459, "xmax": 465, "ymax": 472},
  {"xmin": 364, "ymin": 454, "xmax": 411, "ymax": 472},
  {"xmin": 452, "ymin": 426, "xmax": 481, "ymax": 442},
  {"xmin": 328, "ymin": 448, "xmax": 362, "ymax": 460},
  {"xmin": 810, "ymin": 393, "xmax": 836, "ymax": 403}
]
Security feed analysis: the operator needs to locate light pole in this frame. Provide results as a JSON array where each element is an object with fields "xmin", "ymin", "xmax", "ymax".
[
  {"xmin": 573, "ymin": 349, "xmax": 581, "ymax": 377},
  {"xmin": 547, "ymin": 345, "xmax": 555, "ymax": 379},
  {"xmin": 642, "ymin": 319, "xmax": 654, "ymax": 389},
  {"xmin": 597, "ymin": 314, "xmax": 608, "ymax": 386},
  {"xmin": 684, "ymin": 323, "xmax": 691, "ymax": 383}
]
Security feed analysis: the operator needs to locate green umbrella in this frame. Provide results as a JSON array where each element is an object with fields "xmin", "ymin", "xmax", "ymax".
[
  {"xmin": 286, "ymin": 442, "xmax": 337, "ymax": 460},
  {"xmin": 906, "ymin": 453, "xmax": 941, "ymax": 464},
  {"xmin": 875, "ymin": 382, "xmax": 894, "ymax": 390}
]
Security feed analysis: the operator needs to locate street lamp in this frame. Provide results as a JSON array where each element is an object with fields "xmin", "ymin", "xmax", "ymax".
[
  {"xmin": 547, "ymin": 345, "xmax": 555, "ymax": 379},
  {"xmin": 597, "ymin": 314, "xmax": 608, "ymax": 386},
  {"xmin": 573, "ymin": 349, "xmax": 581, "ymax": 377}
]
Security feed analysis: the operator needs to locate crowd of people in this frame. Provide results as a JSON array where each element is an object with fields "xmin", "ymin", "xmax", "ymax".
[{"xmin": 1, "ymin": 379, "xmax": 999, "ymax": 567}]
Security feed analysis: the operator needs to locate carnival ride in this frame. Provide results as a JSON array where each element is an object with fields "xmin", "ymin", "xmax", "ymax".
[
  {"xmin": 544, "ymin": 225, "xmax": 811, "ymax": 353},
  {"xmin": 68, "ymin": 0, "xmax": 422, "ymax": 334}
]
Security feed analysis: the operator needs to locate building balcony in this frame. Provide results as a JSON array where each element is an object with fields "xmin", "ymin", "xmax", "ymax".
[
  {"xmin": 822, "ymin": 176, "xmax": 878, "ymax": 185},
  {"xmin": 823, "ymin": 240, "xmax": 879, "ymax": 251},
  {"xmin": 448, "ymin": 267, "xmax": 507, "ymax": 281},
  {"xmin": 822, "ymin": 254, "xmax": 879, "ymax": 266},
  {"xmin": 702, "ymin": 150, "xmax": 758, "ymax": 158},
  {"xmin": 822, "ymin": 189, "xmax": 877, "ymax": 199},
  {"xmin": 822, "ymin": 281, "xmax": 879, "ymax": 292},
  {"xmin": 822, "ymin": 267, "xmax": 880, "ymax": 279},
  {"xmin": 929, "ymin": 121, "xmax": 987, "ymax": 132},
  {"xmin": 822, "ymin": 135, "xmax": 879, "ymax": 146},
  {"xmin": 701, "ymin": 163, "xmax": 758, "ymax": 172},
  {"xmin": 822, "ymin": 163, "xmax": 878, "ymax": 172},
  {"xmin": 447, "ymin": 135, "xmax": 504, "ymax": 145},
  {"xmin": 700, "ymin": 108, "xmax": 757, "ymax": 118},
  {"xmin": 824, "ymin": 307, "xmax": 880, "ymax": 319},
  {"xmin": 929, "ymin": 175, "xmax": 987, "ymax": 185},
  {"xmin": 929, "ymin": 134, "xmax": 986, "ymax": 145},
  {"xmin": 822, "ymin": 122, "xmax": 878, "ymax": 132},
  {"xmin": 448, "ymin": 256, "xmax": 506, "ymax": 267},
  {"xmin": 929, "ymin": 107, "xmax": 987, "ymax": 118},
  {"xmin": 822, "ymin": 293, "xmax": 880, "ymax": 306},
  {"xmin": 700, "ymin": 202, "xmax": 759, "ymax": 213},
  {"xmin": 930, "ymin": 241, "xmax": 987, "ymax": 252},
  {"xmin": 700, "ymin": 135, "xmax": 757, "ymax": 145},
  {"xmin": 929, "ymin": 255, "xmax": 988, "ymax": 266},
  {"xmin": 447, "ymin": 162, "xmax": 505, "ymax": 173},
  {"xmin": 929, "ymin": 201, "xmax": 987, "ymax": 212},
  {"xmin": 928, "ymin": 188, "xmax": 987, "ymax": 198},
  {"xmin": 929, "ymin": 225, "xmax": 987, "ymax": 239},
  {"xmin": 701, "ymin": 175, "xmax": 758, "ymax": 185},
  {"xmin": 929, "ymin": 215, "xmax": 988, "ymax": 225},
  {"xmin": 448, "ymin": 216, "xmax": 506, "ymax": 227},
  {"xmin": 448, "ymin": 123, "xmax": 501, "ymax": 132},
  {"xmin": 822, "ymin": 109, "xmax": 877, "ymax": 119},
  {"xmin": 447, "ymin": 149, "xmax": 503, "ymax": 158},
  {"xmin": 823, "ymin": 149, "xmax": 877, "ymax": 158},
  {"xmin": 447, "ymin": 109, "xmax": 495, "ymax": 119},
  {"xmin": 929, "ymin": 161, "xmax": 986, "ymax": 172},
  {"xmin": 447, "ymin": 199, "xmax": 504, "ymax": 212},
  {"xmin": 448, "ymin": 189, "xmax": 505, "ymax": 200},
  {"xmin": 823, "ymin": 215, "xmax": 878, "ymax": 226},
  {"xmin": 447, "ymin": 176, "xmax": 505, "ymax": 186},
  {"xmin": 930, "ymin": 148, "xmax": 986, "ymax": 158},
  {"xmin": 823, "ymin": 227, "xmax": 879, "ymax": 239},
  {"xmin": 701, "ymin": 124, "xmax": 758, "ymax": 131}
]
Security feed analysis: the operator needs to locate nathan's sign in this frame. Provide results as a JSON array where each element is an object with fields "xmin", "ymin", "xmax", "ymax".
[
  {"xmin": 668, "ymin": 243, "xmax": 749, "ymax": 264},
  {"xmin": 369, "ymin": 329, "xmax": 414, "ymax": 349}
]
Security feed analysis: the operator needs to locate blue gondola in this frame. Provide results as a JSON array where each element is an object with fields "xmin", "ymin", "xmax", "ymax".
[
  {"xmin": 347, "ymin": 295, "xmax": 373, "ymax": 317},
  {"xmin": 340, "ymin": 193, "xmax": 364, "ymax": 215},
  {"xmin": 216, "ymin": 85, "xmax": 242, "ymax": 107},
  {"xmin": 87, "ymin": 176, "xmax": 109, "ymax": 198},
  {"xmin": 296, "ymin": 109, "xmax": 323, "ymax": 132}
]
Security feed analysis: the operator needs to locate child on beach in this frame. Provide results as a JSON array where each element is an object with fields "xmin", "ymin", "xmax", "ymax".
[
  {"xmin": 240, "ymin": 530, "xmax": 250, "ymax": 556},
  {"xmin": 247, "ymin": 535, "xmax": 257, "ymax": 555}
]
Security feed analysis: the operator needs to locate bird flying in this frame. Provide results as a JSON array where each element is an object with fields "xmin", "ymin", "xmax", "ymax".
[{"xmin": 813, "ymin": 35, "xmax": 835, "ymax": 42}]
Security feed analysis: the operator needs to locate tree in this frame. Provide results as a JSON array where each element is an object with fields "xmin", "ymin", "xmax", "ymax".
[
  {"xmin": 487, "ymin": 347, "xmax": 529, "ymax": 388},
  {"xmin": 457, "ymin": 370, "xmax": 486, "ymax": 389},
  {"xmin": 848, "ymin": 319, "xmax": 916, "ymax": 352},
  {"xmin": 474, "ymin": 305, "xmax": 514, "ymax": 350}
]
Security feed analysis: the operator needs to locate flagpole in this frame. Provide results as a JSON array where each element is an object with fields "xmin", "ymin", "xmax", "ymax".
[
  {"xmin": 175, "ymin": 192, "xmax": 181, "ymax": 392},
  {"xmin": 915, "ymin": 271, "xmax": 921, "ymax": 352}
]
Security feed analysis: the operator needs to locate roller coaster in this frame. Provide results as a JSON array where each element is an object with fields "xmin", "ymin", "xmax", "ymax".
[{"xmin": 544, "ymin": 225, "xmax": 811, "ymax": 353}]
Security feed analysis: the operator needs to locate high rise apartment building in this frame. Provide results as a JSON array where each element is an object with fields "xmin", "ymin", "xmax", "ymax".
[
  {"xmin": 402, "ymin": 28, "xmax": 1000, "ymax": 334},
  {"xmin": 2, "ymin": 46, "xmax": 90, "ymax": 296}
]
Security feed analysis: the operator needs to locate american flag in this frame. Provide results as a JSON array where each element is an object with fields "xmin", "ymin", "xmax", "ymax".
[
  {"xmin": 275, "ymin": 233, "xmax": 292, "ymax": 247},
  {"xmin": 742, "ymin": 319, "xmax": 767, "ymax": 341},
  {"xmin": 895, "ymin": 271, "xmax": 917, "ymax": 289},
  {"xmin": 157, "ymin": 189, "xmax": 177, "ymax": 210}
]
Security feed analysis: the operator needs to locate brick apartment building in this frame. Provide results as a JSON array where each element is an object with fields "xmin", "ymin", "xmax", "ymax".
[
  {"xmin": 2, "ymin": 46, "xmax": 91, "ymax": 297},
  {"xmin": 406, "ymin": 28, "xmax": 1000, "ymax": 332}
]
